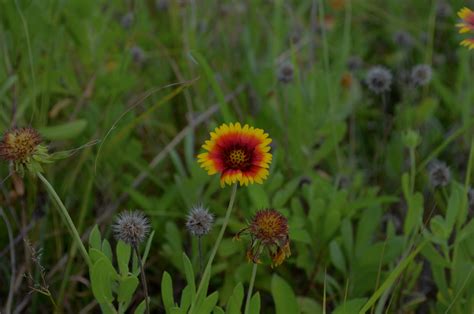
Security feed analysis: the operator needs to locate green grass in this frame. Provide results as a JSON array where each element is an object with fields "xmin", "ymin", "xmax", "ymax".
[{"xmin": 1, "ymin": 0, "xmax": 474, "ymax": 313}]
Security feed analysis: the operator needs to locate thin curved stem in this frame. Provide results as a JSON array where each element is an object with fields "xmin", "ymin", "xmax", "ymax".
[
  {"xmin": 37, "ymin": 172, "xmax": 91, "ymax": 267},
  {"xmin": 190, "ymin": 184, "xmax": 238, "ymax": 313},
  {"xmin": 244, "ymin": 263, "xmax": 258, "ymax": 314},
  {"xmin": 134, "ymin": 245, "xmax": 150, "ymax": 314}
]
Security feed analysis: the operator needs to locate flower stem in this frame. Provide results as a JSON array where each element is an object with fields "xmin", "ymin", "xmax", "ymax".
[
  {"xmin": 37, "ymin": 172, "xmax": 91, "ymax": 267},
  {"xmin": 134, "ymin": 245, "xmax": 150, "ymax": 314},
  {"xmin": 198, "ymin": 236, "xmax": 203, "ymax": 278},
  {"xmin": 190, "ymin": 184, "xmax": 238, "ymax": 313},
  {"xmin": 244, "ymin": 263, "xmax": 258, "ymax": 314}
]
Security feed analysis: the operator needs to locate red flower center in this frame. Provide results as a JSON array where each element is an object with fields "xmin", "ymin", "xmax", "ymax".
[{"xmin": 225, "ymin": 147, "xmax": 251, "ymax": 169}]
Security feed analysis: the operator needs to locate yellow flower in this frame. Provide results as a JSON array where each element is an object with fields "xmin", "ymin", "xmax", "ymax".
[{"xmin": 198, "ymin": 122, "xmax": 272, "ymax": 187}]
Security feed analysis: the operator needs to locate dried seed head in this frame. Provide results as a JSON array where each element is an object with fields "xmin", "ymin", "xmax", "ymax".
[
  {"xmin": 113, "ymin": 211, "xmax": 151, "ymax": 246},
  {"xmin": 428, "ymin": 160, "xmax": 451, "ymax": 188},
  {"xmin": 236, "ymin": 209, "xmax": 290, "ymax": 267},
  {"xmin": 277, "ymin": 63, "xmax": 294, "ymax": 84},
  {"xmin": 393, "ymin": 31, "xmax": 414, "ymax": 48},
  {"xmin": 186, "ymin": 205, "xmax": 214, "ymax": 237},
  {"xmin": 410, "ymin": 64, "xmax": 433, "ymax": 87},
  {"xmin": 366, "ymin": 66, "xmax": 393, "ymax": 94},
  {"xmin": 0, "ymin": 127, "xmax": 41, "ymax": 163}
]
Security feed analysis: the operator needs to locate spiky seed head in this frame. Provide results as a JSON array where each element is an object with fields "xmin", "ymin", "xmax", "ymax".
[
  {"xmin": 428, "ymin": 160, "xmax": 451, "ymax": 188},
  {"xmin": 113, "ymin": 211, "xmax": 150, "ymax": 246},
  {"xmin": 0, "ymin": 127, "xmax": 41, "ymax": 163},
  {"xmin": 277, "ymin": 63, "xmax": 294, "ymax": 84},
  {"xmin": 346, "ymin": 55, "xmax": 363, "ymax": 71},
  {"xmin": 186, "ymin": 205, "xmax": 214, "ymax": 237},
  {"xmin": 410, "ymin": 64, "xmax": 433, "ymax": 87},
  {"xmin": 365, "ymin": 66, "xmax": 393, "ymax": 94},
  {"xmin": 393, "ymin": 31, "xmax": 414, "ymax": 48}
]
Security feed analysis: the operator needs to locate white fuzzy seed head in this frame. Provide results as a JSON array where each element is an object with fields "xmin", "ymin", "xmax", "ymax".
[
  {"xmin": 366, "ymin": 66, "xmax": 393, "ymax": 94},
  {"xmin": 186, "ymin": 205, "xmax": 214, "ymax": 237},
  {"xmin": 113, "ymin": 211, "xmax": 150, "ymax": 246}
]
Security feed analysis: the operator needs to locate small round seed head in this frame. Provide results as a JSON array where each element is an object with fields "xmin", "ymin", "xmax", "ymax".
[
  {"xmin": 0, "ymin": 127, "xmax": 41, "ymax": 163},
  {"xmin": 130, "ymin": 46, "xmax": 146, "ymax": 64},
  {"xmin": 436, "ymin": 0, "xmax": 452, "ymax": 18},
  {"xmin": 410, "ymin": 64, "xmax": 433, "ymax": 87},
  {"xmin": 113, "ymin": 211, "xmax": 150, "ymax": 246},
  {"xmin": 393, "ymin": 31, "xmax": 414, "ymax": 48},
  {"xmin": 428, "ymin": 160, "xmax": 451, "ymax": 188},
  {"xmin": 365, "ymin": 66, "xmax": 393, "ymax": 94},
  {"xmin": 346, "ymin": 55, "xmax": 363, "ymax": 71},
  {"xmin": 186, "ymin": 205, "xmax": 214, "ymax": 237},
  {"xmin": 277, "ymin": 63, "xmax": 294, "ymax": 84},
  {"xmin": 120, "ymin": 12, "xmax": 134, "ymax": 29}
]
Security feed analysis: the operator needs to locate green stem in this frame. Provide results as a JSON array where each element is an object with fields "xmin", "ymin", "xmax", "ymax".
[
  {"xmin": 244, "ymin": 263, "xmax": 258, "ymax": 314},
  {"xmin": 409, "ymin": 147, "xmax": 416, "ymax": 193},
  {"xmin": 190, "ymin": 184, "xmax": 238, "ymax": 313},
  {"xmin": 134, "ymin": 245, "xmax": 150, "ymax": 314},
  {"xmin": 37, "ymin": 172, "xmax": 91, "ymax": 267}
]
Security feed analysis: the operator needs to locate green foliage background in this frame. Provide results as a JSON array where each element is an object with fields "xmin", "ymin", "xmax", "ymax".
[{"xmin": 1, "ymin": 0, "xmax": 474, "ymax": 313}]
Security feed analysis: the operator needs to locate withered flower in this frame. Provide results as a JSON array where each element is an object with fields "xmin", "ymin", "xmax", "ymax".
[
  {"xmin": 0, "ymin": 127, "xmax": 52, "ymax": 176},
  {"xmin": 235, "ymin": 209, "xmax": 290, "ymax": 267}
]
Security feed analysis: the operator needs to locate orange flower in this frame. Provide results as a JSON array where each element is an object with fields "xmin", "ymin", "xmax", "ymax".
[
  {"xmin": 456, "ymin": 7, "xmax": 474, "ymax": 33},
  {"xmin": 198, "ymin": 123, "xmax": 272, "ymax": 187},
  {"xmin": 235, "ymin": 209, "xmax": 290, "ymax": 267}
]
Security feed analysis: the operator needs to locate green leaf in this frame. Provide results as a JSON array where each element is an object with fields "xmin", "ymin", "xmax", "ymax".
[
  {"xmin": 102, "ymin": 239, "xmax": 113, "ymax": 261},
  {"xmin": 117, "ymin": 275, "xmax": 139, "ymax": 303},
  {"xmin": 91, "ymin": 258, "xmax": 118, "ymax": 304},
  {"xmin": 213, "ymin": 307, "xmax": 225, "ymax": 314},
  {"xmin": 162, "ymin": 272, "xmax": 175, "ymax": 312},
  {"xmin": 182, "ymin": 253, "xmax": 196, "ymax": 301},
  {"xmin": 404, "ymin": 193, "xmax": 424, "ymax": 235},
  {"xmin": 226, "ymin": 282, "xmax": 244, "ymax": 314},
  {"xmin": 89, "ymin": 248, "xmax": 111, "ymax": 265},
  {"xmin": 297, "ymin": 297, "xmax": 322, "ymax": 314},
  {"xmin": 197, "ymin": 291, "xmax": 219, "ymax": 314},
  {"xmin": 271, "ymin": 275, "xmax": 299, "ymax": 314},
  {"xmin": 191, "ymin": 51, "xmax": 233, "ymax": 121},
  {"xmin": 134, "ymin": 299, "xmax": 147, "ymax": 314},
  {"xmin": 117, "ymin": 240, "xmax": 131, "ymax": 276},
  {"xmin": 249, "ymin": 292, "xmax": 261, "ymax": 314},
  {"xmin": 359, "ymin": 242, "xmax": 426, "ymax": 313},
  {"xmin": 89, "ymin": 225, "xmax": 101, "ymax": 251},
  {"xmin": 272, "ymin": 178, "xmax": 300, "ymax": 208},
  {"xmin": 180, "ymin": 285, "xmax": 193, "ymax": 312},
  {"xmin": 333, "ymin": 298, "xmax": 367, "ymax": 314},
  {"xmin": 39, "ymin": 119, "xmax": 88, "ymax": 140},
  {"xmin": 329, "ymin": 240, "xmax": 346, "ymax": 274}
]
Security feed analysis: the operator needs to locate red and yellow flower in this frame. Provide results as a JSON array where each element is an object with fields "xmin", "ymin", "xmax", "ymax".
[
  {"xmin": 457, "ymin": 7, "xmax": 474, "ymax": 33},
  {"xmin": 456, "ymin": 7, "xmax": 474, "ymax": 49},
  {"xmin": 235, "ymin": 209, "xmax": 291, "ymax": 267},
  {"xmin": 198, "ymin": 123, "xmax": 272, "ymax": 187}
]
